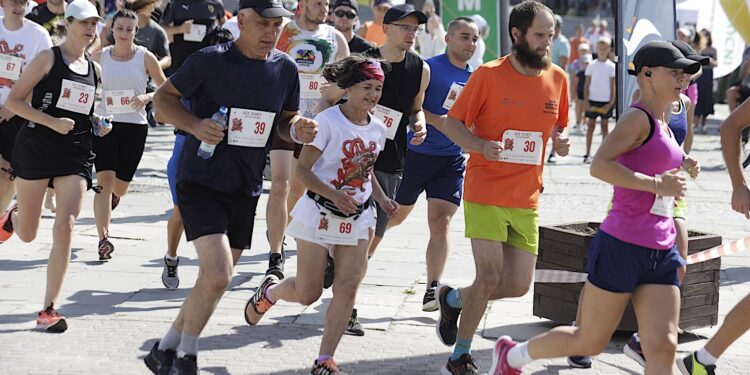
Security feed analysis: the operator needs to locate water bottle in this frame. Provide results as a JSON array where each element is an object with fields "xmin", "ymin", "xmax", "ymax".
[
  {"xmin": 92, "ymin": 115, "xmax": 112, "ymax": 136},
  {"xmin": 197, "ymin": 106, "xmax": 228, "ymax": 160}
]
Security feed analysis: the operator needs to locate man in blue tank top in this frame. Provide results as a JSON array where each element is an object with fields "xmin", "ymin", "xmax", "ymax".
[
  {"xmin": 144, "ymin": 1, "xmax": 317, "ymax": 374},
  {"xmin": 386, "ymin": 17, "xmax": 478, "ymax": 313}
]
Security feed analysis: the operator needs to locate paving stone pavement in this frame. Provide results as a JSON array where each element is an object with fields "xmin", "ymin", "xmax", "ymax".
[{"xmin": 1, "ymin": 105, "xmax": 749, "ymax": 374}]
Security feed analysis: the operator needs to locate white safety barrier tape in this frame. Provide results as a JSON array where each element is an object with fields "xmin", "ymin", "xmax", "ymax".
[
  {"xmin": 534, "ymin": 237, "xmax": 750, "ymax": 283},
  {"xmin": 686, "ymin": 237, "xmax": 750, "ymax": 264}
]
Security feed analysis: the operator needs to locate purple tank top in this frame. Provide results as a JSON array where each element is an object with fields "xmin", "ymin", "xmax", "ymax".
[{"xmin": 600, "ymin": 104, "xmax": 684, "ymax": 249}]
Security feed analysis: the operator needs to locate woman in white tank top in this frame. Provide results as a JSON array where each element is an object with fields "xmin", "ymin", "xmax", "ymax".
[{"xmin": 91, "ymin": 9, "xmax": 166, "ymax": 261}]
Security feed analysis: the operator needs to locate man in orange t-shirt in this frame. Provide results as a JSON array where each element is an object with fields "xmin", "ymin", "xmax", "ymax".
[{"xmin": 432, "ymin": 1, "xmax": 570, "ymax": 373}]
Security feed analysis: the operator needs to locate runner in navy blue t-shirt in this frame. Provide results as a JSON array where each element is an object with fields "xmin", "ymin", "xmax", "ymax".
[
  {"xmin": 143, "ymin": 1, "xmax": 317, "ymax": 373},
  {"xmin": 386, "ymin": 17, "xmax": 478, "ymax": 318}
]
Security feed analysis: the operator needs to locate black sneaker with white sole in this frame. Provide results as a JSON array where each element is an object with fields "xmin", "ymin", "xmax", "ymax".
[
  {"xmin": 422, "ymin": 281, "xmax": 439, "ymax": 312},
  {"xmin": 265, "ymin": 250, "xmax": 285, "ymax": 279},
  {"xmin": 345, "ymin": 308, "xmax": 364, "ymax": 336},
  {"xmin": 144, "ymin": 341, "xmax": 175, "ymax": 375},
  {"xmin": 323, "ymin": 254, "xmax": 335, "ymax": 289}
]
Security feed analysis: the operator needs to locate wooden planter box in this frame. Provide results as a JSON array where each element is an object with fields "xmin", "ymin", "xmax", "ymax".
[{"xmin": 533, "ymin": 222, "xmax": 721, "ymax": 331}]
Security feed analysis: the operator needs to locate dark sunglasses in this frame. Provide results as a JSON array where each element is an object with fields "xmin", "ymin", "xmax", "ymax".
[{"xmin": 334, "ymin": 10, "xmax": 356, "ymax": 19}]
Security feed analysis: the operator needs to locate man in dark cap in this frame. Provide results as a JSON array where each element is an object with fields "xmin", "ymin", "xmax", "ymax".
[
  {"xmin": 144, "ymin": 1, "xmax": 317, "ymax": 373},
  {"xmin": 331, "ymin": 0, "xmax": 374, "ymax": 53}
]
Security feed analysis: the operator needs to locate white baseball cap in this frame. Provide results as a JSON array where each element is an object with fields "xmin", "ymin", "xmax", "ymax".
[{"xmin": 65, "ymin": 0, "xmax": 103, "ymax": 21}]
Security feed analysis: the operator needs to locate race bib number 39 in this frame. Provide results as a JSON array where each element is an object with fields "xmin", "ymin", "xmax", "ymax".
[
  {"xmin": 300, "ymin": 73, "xmax": 325, "ymax": 99},
  {"xmin": 0, "ymin": 54, "xmax": 23, "ymax": 81},
  {"xmin": 227, "ymin": 108, "xmax": 276, "ymax": 148},
  {"xmin": 372, "ymin": 104, "xmax": 403, "ymax": 140},
  {"xmin": 442, "ymin": 82, "xmax": 465, "ymax": 111},
  {"xmin": 184, "ymin": 24, "xmax": 207, "ymax": 42},
  {"xmin": 315, "ymin": 214, "xmax": 359, "ymax": 246},
  {"xmin": 104, "ymin": 90, "xmax": 136, "ymax": 114},
  {"xmin": 499, "ymin": 130, "xmax": 544, "ymax": 165},
  {"xmin": 56, "ymin": 79, "xmax": 95, "ymax": 115}
]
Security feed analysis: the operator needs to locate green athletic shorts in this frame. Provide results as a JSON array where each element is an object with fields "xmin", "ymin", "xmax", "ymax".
[{"xmin": 464, "ymin": 201, "xmax": 539, "ymax": 255}]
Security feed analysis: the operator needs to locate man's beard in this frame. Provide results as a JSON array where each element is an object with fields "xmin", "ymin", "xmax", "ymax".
[{"xmin": 513, "ymin": 34, "xmax": 550, "ymax": 70}]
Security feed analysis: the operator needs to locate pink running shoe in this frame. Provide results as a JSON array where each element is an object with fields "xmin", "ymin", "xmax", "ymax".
[{"xmin": 489, "ymin": 336, "xmax": 522, "ymax": 375}]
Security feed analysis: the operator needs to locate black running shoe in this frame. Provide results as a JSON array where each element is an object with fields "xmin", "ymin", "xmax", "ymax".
[
  {"xmin": 111, "ymin": 193, "xmax": 120, "ymax": 211},
  {"xmin": 423, "ymin": 281, "xmax": 439, "ymax": 312},
  {"xmin": 323, "ymin": 254, "xmax": 335, "ymax": 289},
  {"xmin": 436, "ymin": 284, "xmax": 461, "ymax": 346},
  {"xmin": 345, "ymin": 308, "xmax": 364, "ymax": 336},
  {"xmin": 144, "ymin": 341, "xmax": 175, "ymax": 375},
  {"xmin": 567, "ymin": 355, "xmax": 593, "ymax": 369},
  {"xmin": 98, "ymin": 236, "xmax": 114, "ymax": 261},
  {"xmin": 442, "ymin": 354, "xmax": 479, "ymax": 375},
  {"xmin": 169, "ymin": 354, "xmax": 197, "ymax": 375},
  {"xmin": 266, "ymin": 251, "xmax": 285, "ymax": 279}
]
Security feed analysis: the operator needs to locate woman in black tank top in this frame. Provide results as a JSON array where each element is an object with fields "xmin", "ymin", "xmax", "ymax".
[{"xmin": 1, "ymin": 4, "xmax": 109, "ymax": 333}]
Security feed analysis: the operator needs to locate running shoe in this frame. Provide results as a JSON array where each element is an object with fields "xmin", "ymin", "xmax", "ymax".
[
  {"xmin": 489, "ymin": 336, "xmax": 522, "ymax": 375},
  {"xmin": 36, "ymin": 303, "xmax": 67, "ymax": 333},
  {"xmin": 436, "ymin": 284, "xmax": 461, "ymax": 346},
  {"xmin": 677, "ymin": 351, "xmax": 716, "ymax": 375},
  {"xmin": 422, "ymin": 281, "xmax": 439, "ymax": 312},
  {"xmin": 623, "ymin": 333, "xmax": 645, "ymax": 367},
  {"xmin": 266, "ymin": 251, "xmax": 285, "ymax": 280},
  {"xmin": 323, "ymin": 254, "xmax": 335, "ymax": 289},
  {"xmin": 170, "ymin": 354, "xmax": 197, "ymax": 375},
  {"xmin": 566, "ymin": 321, "xmax": 593, "ymax": 368},
  {"xmin": 547, "ymin": 153, "xmax": 557, "ymax": 164},
  {"xmin": 0, "ymin": 201, "xmax": 17, "ymax": 243},
  {"xmin": 98, "ymin": 236, "xmax": 115, "ymax": 261},
  {"xmin": 442, "ymin": 354, "xmax": 479, "ymax": 375},
  {"xmin": 244, "ymin": 274, "xmax": 278, "ymax": 325},
  {"xmin": 144, "ymin": 341, "xmax": 176, "ymax": 375},
  {"xmin": 111, "ymin": 193, "xmax": 120, "ymax": 211},
  {"xmin": 583, "ymin": 154, "xmax": 592, "ymax": 164},
  {"xmin": 345, "ymin": 308, "xmax": 364, "ymax": 336},
  {"xmin": 161, "ymin": 256, "xmax": 180, "ymax": 289},
  {"xmin": 44, "ymin": 193, "xmax": 55, "ymax": 213},
  {"xmin": 311, "ymin": 358, "xmax": 347, "ymax": 374},
  {"xmin": 567, "ymin": 355, "xmax": 593, "ymax": 369}
]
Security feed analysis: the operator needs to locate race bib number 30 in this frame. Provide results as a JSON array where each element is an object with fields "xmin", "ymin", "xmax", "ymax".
[
  {"xmin": 227, "ymin": 108, "xmax": 276, "ymax": 148},
  {"xmin": 372, "ymin": 104, "xmax": 403, "ymax": 140},
  {"xmin": 300, "ymin": 73, "xmax": 325, "ymax": 99},
  {"xmin": 0, "ymin": 54, "xmax": 23, "ymax": 81},
  {"xmin": 184, "ymin": 24, "xmax": 207, "ymax": 42},
  {"xmin": 315, "ymin": 214, "xmax": 359, "ymax": 246},
  {"xmin": 56, "ymin": 79, "xmax": 95, "ymax": 115},
  {"xmin": 499, "ymin": 130, "xmax": 543, "ymax": 165},
  {"xmin": 442, "ymin": 82, "xmax": 465, "ymax": 111},
  {"xmin": 104, "ymin": 90, "xmax": 136, "ymax": 114}
]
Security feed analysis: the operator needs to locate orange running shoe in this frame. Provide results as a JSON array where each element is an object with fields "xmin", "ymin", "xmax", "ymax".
[
  {"xmin": 244, "ymin": 274, "xmax": 278, "ymax": 325},
  {"xmin": 36, "ymin": 304, "xmax": 67, "ymax": 333}
]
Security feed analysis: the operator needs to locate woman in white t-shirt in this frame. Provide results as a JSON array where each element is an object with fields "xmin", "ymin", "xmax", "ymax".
[
  {"xmin": 91, "ymin": 9, "xmax": 166, "ymax": 261},
  {"xmin": 244, "ymin": 55, "xmax": 398, "ymax": 374}
]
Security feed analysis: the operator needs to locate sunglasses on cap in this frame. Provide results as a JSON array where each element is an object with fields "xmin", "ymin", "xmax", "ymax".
[{"xmin": 334, "ymin": 10, "xmax": 356, "ymax": 19}]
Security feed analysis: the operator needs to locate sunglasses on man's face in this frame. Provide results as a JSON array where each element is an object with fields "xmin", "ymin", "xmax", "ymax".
[{"xmin": 334, "ymin": 10, "xmax": 356, "ymax": 19}]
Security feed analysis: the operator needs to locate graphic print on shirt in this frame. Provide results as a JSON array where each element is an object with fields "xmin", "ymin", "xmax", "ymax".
[
  {"xmin": 331, "ymin": 138, "xmax": 378, "ymax": 192},
  {"xmin": 0, "ymin": 40, "xmax": 26, "ymax": 88},
  {"xmin": 277, "ymin": 27, "xmax": 334, "ymax": 74}
]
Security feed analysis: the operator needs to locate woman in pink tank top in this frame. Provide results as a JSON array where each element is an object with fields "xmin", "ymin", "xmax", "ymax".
[{"xmin": 488, "ymin": 41, "xmax": 703, "ymax": 375}]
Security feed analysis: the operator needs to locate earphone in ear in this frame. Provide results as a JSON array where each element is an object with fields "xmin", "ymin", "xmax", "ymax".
[{"xmin": 645, "ymin": 71, "xmax": 651, "ymax": 77}]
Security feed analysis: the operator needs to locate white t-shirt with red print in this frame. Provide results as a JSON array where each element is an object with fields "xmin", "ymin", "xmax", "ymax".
[
  {"xmin": 0, "ymin": 18, "xmax": 52, "ymax": 105},
  {"xmin": 290, "ymin": 104, "xmax": 387, "ymax": 229}
]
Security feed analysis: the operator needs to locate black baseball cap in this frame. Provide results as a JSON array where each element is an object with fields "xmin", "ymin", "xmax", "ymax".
[
  {"xmin": 627, "ymin": 40, "xmax": 701, "ymax": 76},
  {"xmin": 383, "ymin": 4, "xmax": 427, "ymax": 24},
  {"xmin": 239, "ymin": 0, "xmax": 293, "ymax": 17},
  {"xmin": 333, "ymin": 0, "xmax": 358, "ymax": 13},
  {"xmin": 670, "ymin": 40, "xmax": 710, "ymax": 65}
]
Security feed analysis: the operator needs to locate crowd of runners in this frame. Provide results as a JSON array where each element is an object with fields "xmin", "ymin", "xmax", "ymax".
[{"xmin": 0, "ymin": 0, "xmax": 749, "ymax": 374}]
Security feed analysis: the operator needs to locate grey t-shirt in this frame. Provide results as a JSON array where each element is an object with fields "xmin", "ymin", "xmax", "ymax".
[{"xmin": 107, "ymin": 19, "xmax": 169, "ymax": 59}]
